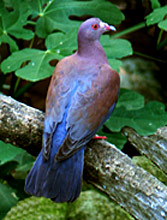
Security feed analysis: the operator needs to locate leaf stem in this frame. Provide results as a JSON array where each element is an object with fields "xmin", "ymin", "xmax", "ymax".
[
  {"xmin": 13, "ymin": 77, "xmax": 21, "ymax": 94},
  {"xmin": 27, "ymin": 20, "xmax": 36, "ymax": 26},
  {"xmin": 111, "ymin": 22, "xmax": 146, "ymax": 38},
  {"xmin": 43, "ymin": 0, "xmax": 54, "ymax": 14},
  {"xmin": 157, "ymin": 38, "xmax": 167, "ymax": 50},
  {"xmin": 134, "ymin": 51, "xmax": 167, "ymax": 63},
  {"xmin": 14, "ymin": 82, "xmax": 34, "ymax": 98},
  {"xmin": 13, "ymin": 36, "xmax": 35, "ymax": 96},
  {"xmin": 29, "ymin": 35, "xmax": 35, "ymax": 49},
  {"xmin": 157, "ymin": 29, "xmax": 163, "ymax": 46}
]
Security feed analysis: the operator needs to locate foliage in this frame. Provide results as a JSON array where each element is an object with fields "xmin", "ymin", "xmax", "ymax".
[
  {"xmin": 149, "ymin": 0, "xmax": 161, "ymax": 9},
  {"xmin": 0, "ymin": 141, "xmax": 23, "ymax": 165},
  {"xmin": 0, "ymin": 141, "xmax": 34, "ymax": 219},
  {"xmin": 0, "ymin": 0, "xmax": 33, "ymax": 52},
  {"xmin": 99, "ymin": 89, "xmax": 167, "ymax": 148},
  {"xmin": 145, "ymin": 5, "xmax": 167, "ymax": 31},
  {"xmin": 107, "ymin": 100, "xmax": 167, "ymax": 135},
  {"xmin": 0, "ymin": 183, "xmax": 18, "ymax": 220},
  {"xmin": 0, "ymin": 0, "xmax": 129, "ymax": 82}
]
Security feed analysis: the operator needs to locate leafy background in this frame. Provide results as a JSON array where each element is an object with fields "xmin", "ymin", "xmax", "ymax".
[{"xmin": 0, "ymin": 0, "xmax": 167, "ymax": 219}]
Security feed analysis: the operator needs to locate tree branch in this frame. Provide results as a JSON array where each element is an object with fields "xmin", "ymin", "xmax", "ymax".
[
  {"xmin": 85, "ymin": 140, "xmax": 167, "ymax": 220},
  {"xmin": 0, "ymin": 94, "xmax": 44, "ymax": 155},
  {"xmin": 0, "ymin": 94, "xmax": 167, "ymax": 220}
]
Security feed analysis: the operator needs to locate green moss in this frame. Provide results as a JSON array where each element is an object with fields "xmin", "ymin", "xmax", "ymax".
[
  {"xmin": 66, "ymin": 191, "xmax": 134, "ymax": 220},
  {"xmin": 4, "ymin": 191, "xmax": 134, "ymax": 220},
  {"xmin": 132, "ymin": 156, "xmax": 167, "ymax": 185},
  {"xmin": 3, "ymin": 196, "xmax": 67, "ymax": 220}
]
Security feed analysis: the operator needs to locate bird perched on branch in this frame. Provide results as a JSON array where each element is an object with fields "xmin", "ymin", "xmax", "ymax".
[{"xmin": 25, "ymin": 17, "xmax": 120, "ymax": 202}]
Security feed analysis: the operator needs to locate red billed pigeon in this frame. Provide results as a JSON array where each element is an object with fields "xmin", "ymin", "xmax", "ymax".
[{"xmin": 25, "ymin": 17, "xmax": 120, "ymax": 202}]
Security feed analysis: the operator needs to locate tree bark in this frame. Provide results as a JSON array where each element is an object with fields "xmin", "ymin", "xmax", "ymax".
[
  {"xmin": 0, "ymin": 94, "xmax": 44, "ymax": 155},
  {"xmin": 122, "ymin": 127, "xmax": 167, "ymax": 175},
  {"xmin": 0, "ymin": 94, "xmax": 167, "ymax": 220}
]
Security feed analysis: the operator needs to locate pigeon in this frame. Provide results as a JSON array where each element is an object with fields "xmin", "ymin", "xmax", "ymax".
[{"xmin": 25, "ymin": 17, "xmax": 120, "ymax": 203}]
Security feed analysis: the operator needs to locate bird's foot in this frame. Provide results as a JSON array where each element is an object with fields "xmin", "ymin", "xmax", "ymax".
[{"xmin": 93, "ymin": 134, "xmax": 107, "ymax": 140}]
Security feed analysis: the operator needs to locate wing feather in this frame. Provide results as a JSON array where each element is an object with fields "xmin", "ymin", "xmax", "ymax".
[
  {"xmin": 42, "ymin": 56, "xmax": 78, "ymax": 160},
  {"xmin": 56, "ymin": 64, "xmax": 120, "ymax": 161}
]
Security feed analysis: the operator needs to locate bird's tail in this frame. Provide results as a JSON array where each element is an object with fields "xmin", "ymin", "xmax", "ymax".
[{"xmin": 24, "ymin": 146, "xmax": 84, "ymax": 203}]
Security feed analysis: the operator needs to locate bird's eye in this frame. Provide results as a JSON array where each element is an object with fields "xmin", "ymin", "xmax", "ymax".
[{"xmin": 92, "ymin": 24, "xmax": 99, "ymax": 30}]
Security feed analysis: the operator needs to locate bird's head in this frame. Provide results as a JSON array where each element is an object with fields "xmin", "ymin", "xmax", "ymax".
[{"xmin": 78, "ymin": 17, "xmax": 116, "ymax": 41}]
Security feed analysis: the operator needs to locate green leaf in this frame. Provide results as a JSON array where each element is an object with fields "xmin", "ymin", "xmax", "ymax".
[
  {"xmin": 0, "ymin": 141, "xmax": 23, "ymax": 165},
  {"xmin": 158, "ymin": 19, "xmax": 167, "ymax": 31},
  {"xmin": 106, "ymin": 101, "xmax": 167, "ymax": 136},
  {"xmin": 98, "ymin": 89, "xmax": 144, "ymax": 148},
  {"xmin": 46, "ymin": 29, "xmax": 78, "ymax": 55},
  {"xmin": 0, "ymin": 29, "xmax": 18, "ymax": 52},
  {"xmin": 1, "ymin": 48, "xmax": 61, "ymax": 81},
  {"xmin": 149, "ymin": 0, "xmax": 161, "ymax": 9},
  {"xmin": 0, "ymin": 141, "xmax": 34, "ymax": 179},
  {"xmin": 145, "ymin": 5, "xmax": 167, "ymax": 26},
  {"xmin": 101, "ymin": 37, "xmax": 133, "ymax": 71},
  {"xmin": 0, "ymin": 183, "xmax": 18, "ymax": 219},
  {"xmin": 108, "ymin": 59, "xmax": 122, "ymax": 72},
  {"xmin": 116, "ymin": 88, "xmax": 144, "ymax": 110},
  {"xmin": 29, "ymin": 0, "xmax": 124, "ymax": 38},
  {"xmin": 101, "ymin": 37, "xmax": 133, "ymax": 59},
  {"xmin": 1, "ymin": 28, "xmax": 78, "ymax": 81},
  {"xmin": 13, "ymin": 151, "xmax": 35, "ymax": 179},
  {"xmin": 0, "ymin": 0, "xmax": 34, "ymax": 52}
]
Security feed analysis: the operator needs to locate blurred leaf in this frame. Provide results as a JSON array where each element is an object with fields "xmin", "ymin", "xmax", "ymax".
[
  {"xmin": 106, "ymin": 101, "xmax": 167, "ymax": 136},
  {"xmin": 0, "ymin": 0, "xmax": 34, "ymax": 52},
  {"xmin": 145, "ymin": 5, "xmax": 167, "ymax": 27},
  {"xmin": 29, "ymin": 0, "xmax": 124, "ymax": 38},
  {"xmin": 158, "ymin": 19, "xmax": 167, "ymax": 31},
  {"xmin": 0, "ymin": 141, "xmax": 23, "ymax": 165},
  {"xmin": 0, "ymin": 183, "xmax": 18, "ymax": 220},
  {"xmin": 149, "ymin": 0, "xmax": 161, "ymax": 9}
]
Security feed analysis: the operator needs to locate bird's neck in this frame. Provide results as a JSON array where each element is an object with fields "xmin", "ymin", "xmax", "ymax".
[{"xmin": 77, "ymin": 39, "xmax": 108, "ymax": 63}]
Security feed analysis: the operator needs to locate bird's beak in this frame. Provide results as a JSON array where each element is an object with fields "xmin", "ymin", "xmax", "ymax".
[{"xmin": 100, "ymin": 21, "xmax": 116, "ymax": 32}]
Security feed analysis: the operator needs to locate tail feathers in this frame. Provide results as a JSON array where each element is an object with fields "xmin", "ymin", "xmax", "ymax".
[{"xmin": 25, "ymin": 147, "xmax": 84, "ymax": 203}]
